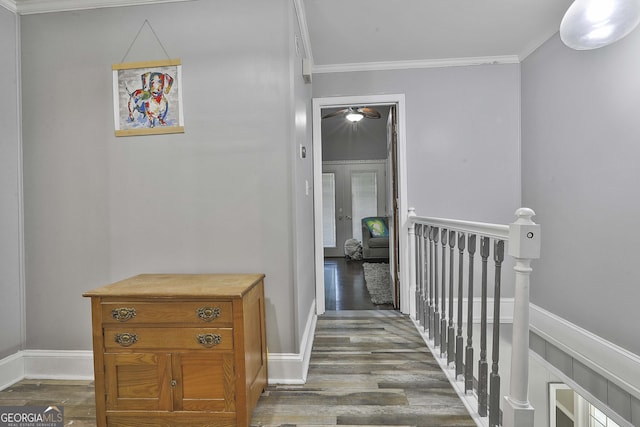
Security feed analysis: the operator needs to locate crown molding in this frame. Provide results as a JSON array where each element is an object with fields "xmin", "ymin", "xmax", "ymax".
[
  {"xmin": 0, "ymin": 0, "xmax": 17, "ymax": 13},
  {"xmin": 15, "ymin": 0, "xmax": 194, "ymax": 15},
  {"xmin": 312, "ymin": 55, "xmax": 521, "ymax": 74},
  {"xmin": 292, "ymin": 0, "xmax": 313, "ymax": 63}
]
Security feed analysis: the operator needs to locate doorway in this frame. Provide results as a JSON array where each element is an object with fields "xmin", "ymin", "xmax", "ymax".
[
  {"xmin": 322, "ymin": 161, "xmax": 387, "ymax": 258},
  {"xmin": 312, "ymin": 94, "xmax": 408, "ymax": 315}
]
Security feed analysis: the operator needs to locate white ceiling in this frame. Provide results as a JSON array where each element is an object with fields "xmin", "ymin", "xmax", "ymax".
[
  {"xmin": 5, "ymin": 0, "xmax": 574, "ymax": 72},
  {"xmin": 301, "ymin": 0, "xmax": 574, "ymax": 72}
]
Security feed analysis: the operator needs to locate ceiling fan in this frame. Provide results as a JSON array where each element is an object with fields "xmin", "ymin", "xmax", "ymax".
[{"xmin": 322, "ymin": 106, "xmax": 381, "ymax": 122}]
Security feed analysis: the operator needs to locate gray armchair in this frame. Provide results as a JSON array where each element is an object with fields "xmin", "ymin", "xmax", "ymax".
[{"xmin": 361, "ymin": 216, "xmax": 390, "ymax": 259}]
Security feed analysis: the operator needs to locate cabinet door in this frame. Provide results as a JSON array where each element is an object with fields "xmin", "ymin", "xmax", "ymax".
[
  {"xmin": 104, "ymin": 353, "xmax": 172, "ymax": 411},
  {"xmin": 172, "ymin": 352, "xmax": 236, "ymax": 412}
]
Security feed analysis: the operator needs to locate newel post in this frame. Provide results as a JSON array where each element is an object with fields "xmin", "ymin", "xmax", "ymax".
[
  {"xmin": 408, "ymin": 207, "xmax": 417, "ymax": 319},
  {"xmin": 503, "ymin": 208, "xmax": 540, "ymax": 427}
]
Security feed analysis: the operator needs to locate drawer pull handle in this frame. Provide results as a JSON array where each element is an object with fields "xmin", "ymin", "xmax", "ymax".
[
  {"xmin": 196, "ymin": 307, "xmax": 221, "ymax": 322},
  {"xmin": 197, "ymin": 333, "xmax": 222, "ymax": 348},
  {"xmin": 114, "ymin": 333, "xmax": 138, "ymax": 347},
  {"xmin": 112, "ymin": 308, "xmax": 136, "ymax": 322}
]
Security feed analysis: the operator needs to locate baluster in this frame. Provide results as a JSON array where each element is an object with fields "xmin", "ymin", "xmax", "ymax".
[
  {"xmin": 419, "ymin": 225, "xmax": 426, "ymax": 328},
  {"xmin": 447, "ymin": 230, "xmax": 456, "ymax": 365},
  {"xmin": 440, "ymin": 228, "xmax": 448, "ymax": 356},
  {"xmin": 428, "ymin": 226, "xmax": 435, "ymax": 340},
  {"xmin": 414, "ymin": 224, "xmax": 422, "ymax": 325},
  {"xmin": 465, "ymin": 234, "xmax": 476, "ymax": 393},
  {"xmin": 455, "ymin": 232, "xmax": 466, "ymax": 379},
  {"xmin": 490, "ymin": 240, "xmax": 505, "ymax": 427},
  {"xmin": 433, "ymin": 227, "xmax": 440, "ymax": 347},
  {"xmin": 422, "ymin": 226, "xmax": 429, "ymax": 332},
  {"xmin": 478, "ymin": 236, "xmax": 490, "ymax": 417}
]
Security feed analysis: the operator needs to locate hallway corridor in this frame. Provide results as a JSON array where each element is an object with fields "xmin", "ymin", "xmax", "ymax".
[{"xmin": 251, "ymin": 310, "xmax": 475, "ymax": 426}]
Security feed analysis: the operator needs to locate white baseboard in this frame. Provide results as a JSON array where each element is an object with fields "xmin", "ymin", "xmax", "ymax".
[
  {"xmin": 267, "ymin": 300, "xmax": 317, "ymax": 384},
  {"xmin": 0, "ymin": 352, "xmax": 25, "ymax": 390},
  {"xmin": 22, "ymin": 350, "xmax": 95, "ymax": 380},
  {"xmin": 1, "ymin": 301, "xmax": 318, "ymax": 388},
  {"xmin": 530, "ymin": 304, "xmax": 640, "ymax": 398},
  {"xmin": 415, "ymin": 297, "xmax": 514, "ymax": 324}
]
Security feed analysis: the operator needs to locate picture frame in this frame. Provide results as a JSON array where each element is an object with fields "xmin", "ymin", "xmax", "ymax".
[{"xmin": 112, "ymin": 59, "xmax": 184, "ymax": 137}]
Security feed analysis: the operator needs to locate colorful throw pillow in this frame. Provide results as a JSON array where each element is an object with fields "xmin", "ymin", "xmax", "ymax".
[{"xmin": 364, "ymin": 217, "xmax": 388, "ymax": 238}]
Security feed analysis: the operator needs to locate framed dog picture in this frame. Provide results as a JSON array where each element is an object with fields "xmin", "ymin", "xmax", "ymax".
[{"xmin": 112, "ymin": 59, "xmax": 184, "ymax": 137}]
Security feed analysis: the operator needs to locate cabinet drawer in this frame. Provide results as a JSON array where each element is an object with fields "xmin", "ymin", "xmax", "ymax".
[
  {"xmin": 104, "ymin": 327, "xmax": 234, "ymax": 351},
  {"xmin": 102, "ymin": 301, "xmax": 233, "ymax": 325}
]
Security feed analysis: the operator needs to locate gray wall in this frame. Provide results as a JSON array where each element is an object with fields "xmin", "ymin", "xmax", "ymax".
[
  {"xmin": 289, "ymin": 4, "xmax": 316, "ymax": 348},
  {"xmin": 313, "ymin": 65, "xmax": 522, "ymax": 225},
  {"xmin": 0, "ymin": 7, "xmax": 23, "ymax": 359},
  {"xmin": 321, "ymin": 106, "xmax": 390, "ymax": 161},
  {"xmin": 313, "ymin": 65, "xmax": 521, "ymax": 298},
  {"xmin": 522, "ymin": 31, "xmax": 640, "ymax": 356},
  {"xmin": 20, "ymin": 0, "xmax": 311, "ymax": 355}
]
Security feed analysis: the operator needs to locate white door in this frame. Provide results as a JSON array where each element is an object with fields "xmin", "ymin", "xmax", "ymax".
[{"xmin": 322, "ymin": 162, "xmax": 386, "ymax": 258}]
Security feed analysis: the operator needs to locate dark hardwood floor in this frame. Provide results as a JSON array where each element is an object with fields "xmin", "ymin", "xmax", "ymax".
[{"xmin": 324, "ymin": 257, "xmax": 394, "ymax": 311}]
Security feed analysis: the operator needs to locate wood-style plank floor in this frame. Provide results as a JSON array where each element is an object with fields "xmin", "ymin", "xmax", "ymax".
[
  {"xmin": 0, "ymin": 379, "xmax": 96, "ymax": 426},
  {"xmin": 0, "ymin": 261, "xmax": 474, "ymax": 426},
  {"xmin": 251, "ymin": 310, "xmax": 475, "ymax": 426}
]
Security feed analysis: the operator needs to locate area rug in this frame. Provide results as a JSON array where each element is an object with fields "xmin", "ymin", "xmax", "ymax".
[{"xmin": 362, "ymin": 262, "xmax": 393, "ymax": 305}]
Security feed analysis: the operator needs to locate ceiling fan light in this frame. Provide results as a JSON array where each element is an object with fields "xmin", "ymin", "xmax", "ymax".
[
  {"xmin": 560, "ymin": 0, "xmax": 640, "ymax": 50},
  {"xmin": 345, "ymin": 112, "xmax": 364, "ymax": 122}
]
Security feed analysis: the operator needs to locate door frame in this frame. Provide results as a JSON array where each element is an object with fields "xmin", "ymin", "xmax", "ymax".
[{"xmin": 312, "ymin": 94, "xmax": 408, "ymax": 314}]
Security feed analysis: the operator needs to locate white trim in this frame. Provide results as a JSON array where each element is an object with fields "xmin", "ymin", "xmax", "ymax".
[
  {"xmin": 267, "ymin": 353, "xmax": 307, "ymax": 385},
  {"xmin": 549, "ymin": 382, "xmax": 574, "ymax": 427},
  {"xmin": 292, "ymin": 0, "xmax": 313, "ymax": 63},
  {"xmin": 268, "ymin": 300, "xmax": 317, "ymax": 384},
  {"xmin": 312, "ymin": 94, "xmax": 407, "ymax": 315},
  {"xmin": 0, "ymin": 0, "xmax": 17, "ymax": 12},
  {"xmin": 22, "ymin": 350, "xmax": 95, "ymax": 380},
  {"xmin": 15, "ymin": 6, "xmax": 26, "ymax": 354},
  {"xmin": 16, "ymin": 0, "xmax": 194, "ymax": 14},
  {"xmin": 410, "ymin": 215, "xmax": 510, "ymax": 241},
  {"xmin": 415, "ymin": 298, "xmax": 515, "ymax": 325},
  {"xmin": 395, "ymin": 97, "xmax": 409, "ymax": 314},
  {"xmin": 0, "ymin": 352, "xmax": 25, "ymax": 391},
  {"xmin": 530, "ymin": 304, "xmax": 640, "ymax": 399},
  {"xmin": 312, "ymin": 56, "xmax": 521, "ymax": 74}
]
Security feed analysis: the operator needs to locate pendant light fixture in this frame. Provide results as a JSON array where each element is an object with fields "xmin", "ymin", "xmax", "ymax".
[{"xmin": 560, "ymin": 0, "xmax": 640, "ymax": 50}]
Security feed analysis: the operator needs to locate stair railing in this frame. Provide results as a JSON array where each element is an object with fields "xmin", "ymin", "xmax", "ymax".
[{"xmin": 408, "ymin": 208, "xmax": 540, "ymax": 427}]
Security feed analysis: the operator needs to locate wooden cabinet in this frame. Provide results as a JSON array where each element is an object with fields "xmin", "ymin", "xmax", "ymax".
[{"xmin": 84, "ymin": 274, "xmax": 268, "ymax": 427}]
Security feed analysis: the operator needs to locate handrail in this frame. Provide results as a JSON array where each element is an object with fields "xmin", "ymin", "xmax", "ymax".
[
  {"xmin": 408, "ymin": 207, "xmax": 540, "ymax": 427},
  {"xmin": 409, "ymin": 215, "xmax": 509, "ymax": 241}
]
